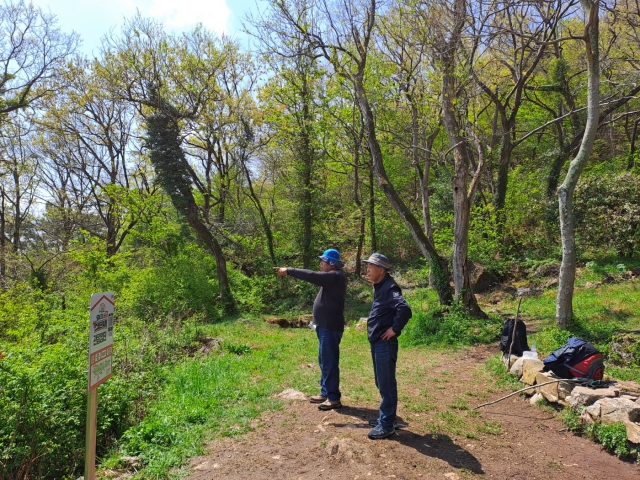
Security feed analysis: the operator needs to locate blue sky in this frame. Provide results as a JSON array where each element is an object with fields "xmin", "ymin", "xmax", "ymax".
[{"xmin": 33, "ymin": 0, "xmax": 266, "ymax": 56}]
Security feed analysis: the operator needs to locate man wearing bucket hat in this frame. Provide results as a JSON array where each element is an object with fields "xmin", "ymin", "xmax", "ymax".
[
  {"xmin": 274, "ymin": 249, "xmax": 347, "ymax": 411},
  {"xmin": 362, "ymin": 253, "xmax": 412, "ymax": 439}
]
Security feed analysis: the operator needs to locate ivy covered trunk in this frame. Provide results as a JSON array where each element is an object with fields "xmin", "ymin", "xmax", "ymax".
[{"xmin": 145, "ymin": 95, "xmax": 235, "ymax": 314}]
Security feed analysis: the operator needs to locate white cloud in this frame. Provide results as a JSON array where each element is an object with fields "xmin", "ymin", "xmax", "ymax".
[
  {"xmin": 146, "ymin": 0, "xmax": 231, "ymax": 34},
  {"xmin": 32, "ymin": 0, "xmax": 233, "ymax": 55},
  {"xmin": 115, "ymin": 0, "xmax": 231, "ymax": 35}
]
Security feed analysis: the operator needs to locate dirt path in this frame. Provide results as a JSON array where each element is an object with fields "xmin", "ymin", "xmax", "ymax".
[{"xmin": 186, "ymin": 344, "xmax": 640, "ymax": 480}]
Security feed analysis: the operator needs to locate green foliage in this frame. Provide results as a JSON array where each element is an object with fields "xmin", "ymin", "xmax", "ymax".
[
  {"xmin": 117, "ymin": 246, "xmax": 221, "ymax": 321},
  {"xmin": 401, "ymin": 298, "xmax": 502, "ymax": 347},
  {"xmin": 223, "ymin": 341, "xmax": 252, "ymax": 355},
  {"xmin": 575, "ymin": 171, "xmax": 640, "ymax": 257},
  {"xmin": 229, "ymin": 268, "xmax": 319, "ymax": 315},
  {"xmin": 585, "ymin": 422, "xmax": 638, "ymax": 459},
  {"xmin": 502, "ymin": 164, "xmax": 559, "ymax": 260},
  {"xmin": 560, "ymin": 407, "xmax": 582, "ymax": 433},
  {"xmin": 534, "ymin": 316, "xmax": 620, "ymax": 359},
  {"xmin": 0, "ymin": 345, "xmax": 86, "ymax": 479}
]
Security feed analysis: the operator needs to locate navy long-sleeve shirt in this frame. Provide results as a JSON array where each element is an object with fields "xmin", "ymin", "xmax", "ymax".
[
  {"xmin": 286, "ymin": 268, "xmax": 347, "ymax": 332},
  {"xmin": 367, "ymin": 273, "xmax": 412, "ymax": 342}
]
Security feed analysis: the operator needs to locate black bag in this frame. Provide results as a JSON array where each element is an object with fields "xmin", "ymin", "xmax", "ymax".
[
  {"xmin": 542, "ymin": 337, "xmax": 605, "ymax": 380},
  {"xmin": 499, "ymin": 318, "xmax": 529, "ymax": 356}
]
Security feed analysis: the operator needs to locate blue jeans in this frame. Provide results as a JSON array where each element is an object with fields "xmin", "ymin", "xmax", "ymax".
[
  {"xmin": 370, "ymin": 338, "xmax": 398, "ymax": 428},
  {"xmin": 316, "ymin": 327, "xmax": 342, "ymax": 401}
]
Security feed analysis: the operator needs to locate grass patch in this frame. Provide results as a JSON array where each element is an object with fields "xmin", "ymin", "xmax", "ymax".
[
  {"xmin": 400, "ymin": 291, "xmax": 503, "ymax": 347},
  {"xmin": 103, "ymin": 318, "xmax": 325, "ymax": 477},
  {"xmin": 404, "ymin": 387, "xmax": 438, "ymax": 413},
  {"xmin": 585, "ymin": 422, "xmax": 640, "ymax": 459},
  {"xmin": 435, "ymin": 411, "xmax": 469, "ymax": 437},
  {"xmin": 447, "ymin": 396, "xmax": 469, "ymax": 410},
  {"xmin": 476, "ymin": 421, "xmax": 502, "ymax": 435}
]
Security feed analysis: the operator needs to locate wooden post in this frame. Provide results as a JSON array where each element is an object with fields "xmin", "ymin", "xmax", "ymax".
[{"xmin": 84, "ymin": 388, "xmax": 97, "ymax": 480}]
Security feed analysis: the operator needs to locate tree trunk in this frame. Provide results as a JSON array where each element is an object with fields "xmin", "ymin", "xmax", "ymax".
[
  {"xmin": 0, "ymin": 190, "xmax": 5, "ymax": 281},
  {"xmin": 556, "ymin": 0, "xmax": 600, "ymax": 329},
  {"xmin": 185, "ymin": 204, "xmax": 234, "ymax": 313},
  {"xmin": 627, "ymin": 117, "xmax": 639, "ymax": 171},
  {"xmin": 242, "ymin": 164, "xmax": 277, "ymax": 266},
  {"xmin": 441, "ymin": 55, "xmax": 487, "ymax": 319},
  {"xmin": 417, "ymin": 127, "xmax": 438, "ymax": 287},
  {"xmin": 354, "ymin": 75, "xmax": 453, "ymax": 305},
  {"xmin": 431, "ymin": 0, "xmax": 485, "ymax": 317},
  {"xmin": 354, "ymin": 132, "xmax": 365, "ymax": 276},
  {"xmin": 493, "ymin": 138, "xmax": 513, "ymax": 214},
  {"xmin": 299, "ymin": 73, "xmax": 315, "ymax": 269},
  {"xmin": 368, "ymin": 153, "xmax": 377, "ymax": 253}
]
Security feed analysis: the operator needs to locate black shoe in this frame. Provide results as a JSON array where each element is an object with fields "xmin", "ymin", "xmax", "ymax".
[
  {"xmin": 318, "ymin": 399, "xmax": 342, "ymax": 411},
  {"xmin": 368, "ymin": 418, "xmax": 400, "ymax": 429},
  {"xmin": 368, "ymin": 424, "xmax": 395, "ymax": 439}
]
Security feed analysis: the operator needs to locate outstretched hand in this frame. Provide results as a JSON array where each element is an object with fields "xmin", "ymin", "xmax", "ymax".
[{"xmin": 274, "ymin": 267, "xmax": 288, "ymax": 277}]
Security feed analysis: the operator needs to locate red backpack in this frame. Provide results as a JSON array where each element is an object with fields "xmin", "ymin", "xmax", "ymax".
[
  {"xmin": 542, "ymin": 337, "xmax": 605, "ymax": 381},
  {"xmin": 567, "ymin": 353, "xmax": 605, "ymax": 381}
]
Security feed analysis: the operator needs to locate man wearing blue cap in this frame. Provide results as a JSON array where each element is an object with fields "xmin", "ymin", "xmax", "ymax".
[
  {"xmin": 275, "ymin": 249, "xmax": 347, "ymax": 410},
  {"xmin": 362, "ymin": 253, "xmax": 412, "ymax": 439}
]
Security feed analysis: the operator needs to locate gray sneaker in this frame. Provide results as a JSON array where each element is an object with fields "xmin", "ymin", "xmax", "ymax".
[
  {"xmin": 368, "ymin": 418, "xmax": 400, "ymax": 429},
  {"xmin": 368, "ymin": 423, "xmax": 395, "ymax": 439}
]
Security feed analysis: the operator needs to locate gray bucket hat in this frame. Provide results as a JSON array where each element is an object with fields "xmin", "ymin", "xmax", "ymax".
[{"xmin": 362, "ymin": 253, "xmax": 391, "ymax": 270}]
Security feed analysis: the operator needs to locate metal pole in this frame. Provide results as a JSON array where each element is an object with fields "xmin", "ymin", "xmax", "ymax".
[{"xmin": 84, "ymin": 388, "xmax": 97, "ymax": 480}]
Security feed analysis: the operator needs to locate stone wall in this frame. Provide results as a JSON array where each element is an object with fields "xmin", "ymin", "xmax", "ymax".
[{"xmin": 505, "ymin": 355, "xmax": 640, "ymax": 444}]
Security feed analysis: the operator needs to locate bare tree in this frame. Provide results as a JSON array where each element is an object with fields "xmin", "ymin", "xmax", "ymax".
[
  {"xmin": 0, "ymin": 0, "xmax": 78, "ymax": 116},
  {"xmin": 0, "ymin": 117, "xmax": 39, "ymax": 281},
  {"xmin": 466, "ymin": 0, "xmax": 575, "ymax": 220},
  {"xmin": 271, "ymin": 0, "xmax": 455, "ymax": 305},
  {"xmin": 0, "ymin": 0, "xmax": 77, "ymax": 284},
  {"xmin": 556, "ymin": 0, "xmax": 600, "ymax": 328},
  {"xmin": 39, "ymin": 61, "xmax": 151, "ymax": 257},
  {"xmin": 246, "ymin": 1, "xmax": 327, "ymax": 268},
  {"xmin": 414, "ymin": 0, "xmax": 487, "ymax": 316}
]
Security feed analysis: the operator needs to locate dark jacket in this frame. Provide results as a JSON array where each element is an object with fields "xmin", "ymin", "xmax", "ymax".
[
  {"xmin": 367, "ymin": 273, "xmax": 412, "ymax": 342},
  {"xmin": 286, "ymin": 268, "xmax": 347, "ymax": 332}
]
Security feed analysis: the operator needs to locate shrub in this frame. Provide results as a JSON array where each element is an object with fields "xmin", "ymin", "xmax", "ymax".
[
  {"xmin": 228, "ymin": 268, "xmax": 318, "ymax": 315},
  {"xmin": 0, "ymin": 345, "xmax": 86, "ymax": 479},
  {"xmin": 401, "ymin": 301, "xmax": 502, "ymax": 347},
  {"xmin": 117, "ymin": 246, "xmax": 221, "ymax": 322},
  {"xmin": 585, "ymin": 422, "xmax": 638, "ymax": 459},
  {"xmin": 575, "ymin": 171, "xmax": 640, "ymax": 257}
]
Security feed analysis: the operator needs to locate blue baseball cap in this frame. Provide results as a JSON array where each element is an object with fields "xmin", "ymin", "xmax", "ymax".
[{"xmin": 318, "ymin": 249, "xmax": 344, "ymax": 269}]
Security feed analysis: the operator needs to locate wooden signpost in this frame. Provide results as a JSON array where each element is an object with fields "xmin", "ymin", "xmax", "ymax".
[{"xmin": 85, "ymin": 292, "xmax": 115, "ymax": 480}]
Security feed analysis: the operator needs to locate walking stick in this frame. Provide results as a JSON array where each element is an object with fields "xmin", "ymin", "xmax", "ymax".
[{"xmin": 506, "ymin": 296, "xmax": 523, "ymax": 370}]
